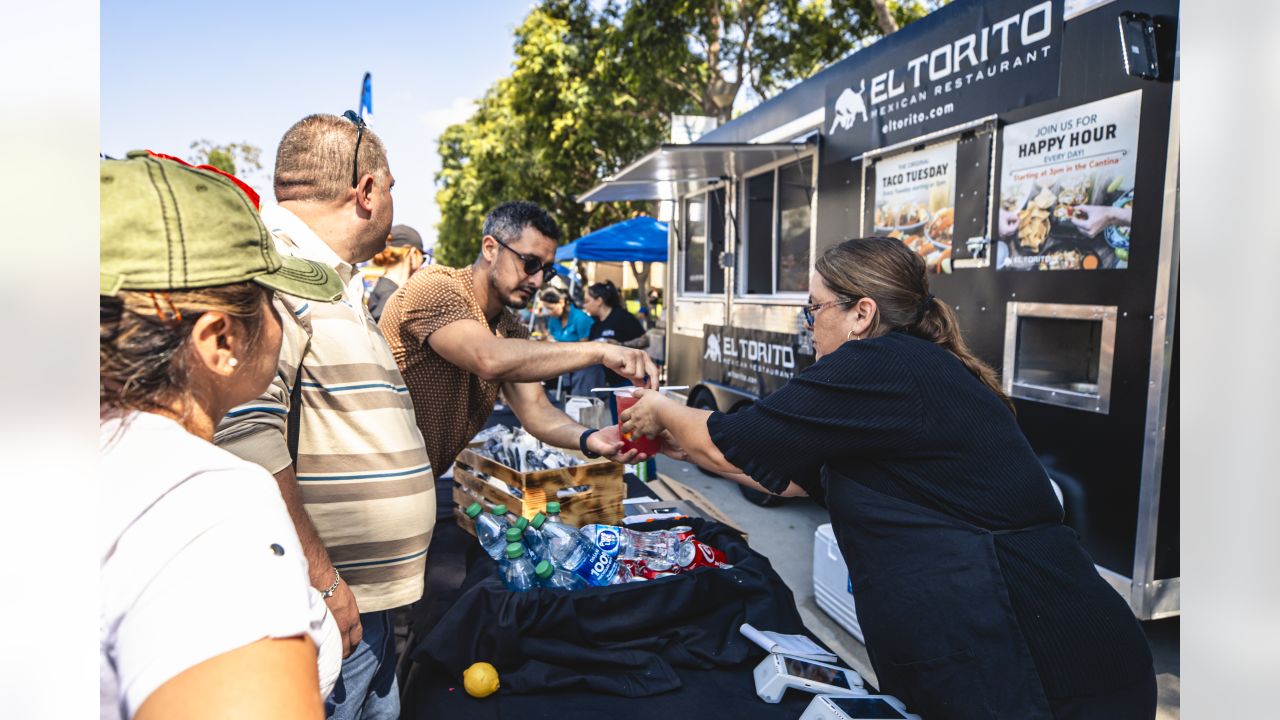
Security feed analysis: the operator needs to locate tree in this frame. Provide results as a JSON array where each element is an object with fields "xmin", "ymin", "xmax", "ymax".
[
  {"xmin": 433, "ymin": 0, "xmax": 937, "ymax": 315},
  {"xmin": 188, "ymin": 140, "xmax": 264, "ymax": 179}
]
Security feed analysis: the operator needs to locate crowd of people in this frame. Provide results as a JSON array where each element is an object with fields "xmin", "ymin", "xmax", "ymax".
[{"xmin": 101, "ymin": 110, "xmax": 1156, "ymax": 720}]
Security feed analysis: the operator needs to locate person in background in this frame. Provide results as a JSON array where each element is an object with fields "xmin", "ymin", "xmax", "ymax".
[
  {"xmin": 215, "ymin": 113, "xmax": 435, "ymax": 720},
  {"xmin": 366, "ymin": 224, "xmax": 424, "ymax": 322},
  {"xmin": 582, "ymin": 280, "xmax": 648, "ymax": 396},
  {"xmin": 539, "ymin": 287, "xmax": 596, "ymax": 396},
  {"xmin": 100, "ymin": 152, "xmax": 345, "ymax": 719},
  {"xmin": 621, "ymin": 236, "xmax": 1156, "ymax": 719},
  {"xmin": 378, "ymin": 200, "xmax": 658, "ymax": 478}
]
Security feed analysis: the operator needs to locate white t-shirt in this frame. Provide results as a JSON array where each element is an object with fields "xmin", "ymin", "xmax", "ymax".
[{"xmin": 100, "ymin": 412, "xmax": 341, "ymax": 719}]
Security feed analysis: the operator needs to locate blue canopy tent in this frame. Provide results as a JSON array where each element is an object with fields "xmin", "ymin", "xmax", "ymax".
[{"xmin": 554, "ymin": 217, "xmax": 669, "ymax": 263}]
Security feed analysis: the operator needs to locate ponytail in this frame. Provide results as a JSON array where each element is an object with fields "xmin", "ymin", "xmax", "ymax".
[
  {"xmin": 587, "ymin": 280, "xmax": 622, "ymax": 309},
  {"xmin": 816, "ymin": 237, "xmax": 1015, "ymax": 414}
]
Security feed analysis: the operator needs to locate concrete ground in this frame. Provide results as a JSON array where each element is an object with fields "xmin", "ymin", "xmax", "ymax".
[{"xmin": 655, "ymin": 456, "xmax": 1180, "ymax": 719}]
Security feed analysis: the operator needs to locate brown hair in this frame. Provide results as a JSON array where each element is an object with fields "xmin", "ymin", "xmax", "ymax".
[
  {"xmin": 371, "ymin": 244, "xmax": 417, "ymax": 268},
  {"xmin": 273, "ymin": 114, "xmax": 389, "ymax": 203},
  {"xmin": 100, "ymin": 283, "xmax": 269, "ymax": 418},
  {"xmin": 815, "ymin": 237, "xmax": 1013, "ymax": 413}
]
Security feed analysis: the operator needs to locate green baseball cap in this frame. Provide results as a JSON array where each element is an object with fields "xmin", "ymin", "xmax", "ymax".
[{"xmin": 100, "ymin": 150, "xmax": 343, "ymax": 301}]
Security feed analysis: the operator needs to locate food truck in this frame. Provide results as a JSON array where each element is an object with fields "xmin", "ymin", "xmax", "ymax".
[{"xmin": 580, "ymin": 0, "xmax": 1179, "ymax": 620}]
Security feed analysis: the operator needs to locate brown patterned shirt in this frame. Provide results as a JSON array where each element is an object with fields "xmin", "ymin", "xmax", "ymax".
[{"xmin": 379, "ymin": 264, "xmax": 529, "ymax": 474}]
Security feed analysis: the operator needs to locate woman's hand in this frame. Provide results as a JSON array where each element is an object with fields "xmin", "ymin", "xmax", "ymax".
[{"xmin": 619, "ymin": 388, "xmax": 671, "ymax": 439}]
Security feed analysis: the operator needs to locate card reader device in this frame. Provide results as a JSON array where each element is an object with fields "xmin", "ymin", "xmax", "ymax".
[{"xmin": 752, "ymin": 652, "xmax": 865, "ymax": 704}]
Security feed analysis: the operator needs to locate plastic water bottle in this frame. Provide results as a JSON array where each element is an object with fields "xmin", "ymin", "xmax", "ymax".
[
  {"xmin": 534, "ymin": 559, "xmax": 587, "ymax": 591},
  {"xmin": 579, "ymin": 523, "xmax": 679, "ymax": 563},
  {"xmin": 490, "ymin": 504, "xmax": 515, "ymax": 531},
  {"xmin": 523, "ymin": 513, "xmax": 550, "ymax": 564},
  {"xmin": 545, "ymin": 501, "xmax": 568, "ymax": 526},
  {"xmin": 541, "ymin": 514, "xmax": 623, "ymax": 586},
  {"xmin": 502, "ymin": 543, "xmax": 537, "ymax": 592},
  {"xmin": 465, "ymin": 502, "xmax": 509, "ymax": 561}
]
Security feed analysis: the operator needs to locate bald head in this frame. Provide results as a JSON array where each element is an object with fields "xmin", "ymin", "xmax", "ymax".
[{"xmin": 273, "ymin": 113, "xmax": 389, "ymax": 203}]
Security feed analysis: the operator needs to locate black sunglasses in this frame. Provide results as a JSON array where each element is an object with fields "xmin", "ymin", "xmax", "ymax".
[
  {"xmin": 342, "ymin": 110, "xmax": 366, "ymax": 188},
  {"xmin": 802, "ymin": 298, "xmax": 858, "ymax": 326},
  {"xmin": 492, "ymin": 236, "xmax": 557, "ymax": 282}
]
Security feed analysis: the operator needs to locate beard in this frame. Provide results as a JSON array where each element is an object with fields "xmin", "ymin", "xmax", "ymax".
[{"xmin": 488, "ymin": 266, "xmax": 538, "ymax": 309}]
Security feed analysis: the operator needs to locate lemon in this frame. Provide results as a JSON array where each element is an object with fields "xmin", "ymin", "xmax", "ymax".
[{"xmin": 463, "ymin": 661, "xmax": 500, "ymax": 698}]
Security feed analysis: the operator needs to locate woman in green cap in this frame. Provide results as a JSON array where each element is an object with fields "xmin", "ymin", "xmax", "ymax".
[{"xmin": 99, "ymin": 152, "xmax": 347, "ymax": 720}]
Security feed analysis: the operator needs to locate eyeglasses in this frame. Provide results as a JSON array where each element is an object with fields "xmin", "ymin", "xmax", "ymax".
[
  {"xmin": 342, "ymin": 110, "xmax": 366, "ymax": 188},
  {"xmin": 802, "ymin": 298, "xmax": 858, "ymax": 326},
  {"xmin": 492, "ymin": 236, "xmax": 558, "ymax": 282}
]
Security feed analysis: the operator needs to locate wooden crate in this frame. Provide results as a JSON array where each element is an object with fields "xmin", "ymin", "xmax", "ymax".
[{"xmin": 453, "ymin": 448, "xmax": 624, "ymax": 537}]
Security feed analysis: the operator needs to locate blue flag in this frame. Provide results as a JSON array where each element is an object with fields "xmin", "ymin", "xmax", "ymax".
[{"xmin": 359, "ymin": 72, "xmax": 373, "ymax": 122}]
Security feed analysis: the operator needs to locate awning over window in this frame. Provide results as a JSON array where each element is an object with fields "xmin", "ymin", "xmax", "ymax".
[{"xmin": 578, "ymin": 142, "xmax": 812, "ymax": 203}]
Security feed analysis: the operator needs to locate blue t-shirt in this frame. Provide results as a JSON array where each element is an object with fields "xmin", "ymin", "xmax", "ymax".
[{"xmin": 547, "ymin": 306, "xmax": 595, "ymax": 342}]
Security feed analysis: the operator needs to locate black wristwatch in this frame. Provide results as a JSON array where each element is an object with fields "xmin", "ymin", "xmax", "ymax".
[{"xmin": 579, "ymin": 428, "xmax": 601, "ymax": 458}]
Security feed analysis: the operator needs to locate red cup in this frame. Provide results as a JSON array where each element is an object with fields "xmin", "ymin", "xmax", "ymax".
[{"xmin": 615, "ymin": 389, "xmax": 662, "ymax": 456}]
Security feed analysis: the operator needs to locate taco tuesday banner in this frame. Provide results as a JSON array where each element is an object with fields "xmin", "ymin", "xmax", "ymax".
[
  {"xmin": 824, "ymin": 0, "xmax": 1063, "ymax": 162},
  {"xmin": 872, "ymin": 140, "xmax": 958, "ymax": 274}
]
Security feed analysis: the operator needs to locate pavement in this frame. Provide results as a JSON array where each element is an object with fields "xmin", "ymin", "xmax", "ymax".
[{"xmin": 653, "ymin": 456, "xmax": 1181, "ymax": 719}]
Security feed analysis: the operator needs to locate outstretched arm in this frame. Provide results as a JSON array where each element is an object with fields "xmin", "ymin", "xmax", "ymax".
[
  {"xmin": 429, "ymin": 319, "xmax": 657, "ymax": 387},
  {"xmin": 621, "ymin": 390, "xmax": 805, "ymax": 496}
]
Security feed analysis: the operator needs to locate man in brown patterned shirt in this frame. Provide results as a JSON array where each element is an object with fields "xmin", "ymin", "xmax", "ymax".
[{"xmin": 379, "ymin": 201, "xmax": 658, "ymax": 474}]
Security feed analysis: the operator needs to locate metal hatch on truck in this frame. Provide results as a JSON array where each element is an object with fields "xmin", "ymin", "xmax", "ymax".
[{"xmin": 577, "ymin": 142, "xmax": 813, "ymax": 203}]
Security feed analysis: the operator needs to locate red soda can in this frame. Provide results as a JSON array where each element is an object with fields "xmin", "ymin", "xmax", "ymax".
[{"xmin": 676, "ymin": 539, "xmax": 732, "ymax": 570}]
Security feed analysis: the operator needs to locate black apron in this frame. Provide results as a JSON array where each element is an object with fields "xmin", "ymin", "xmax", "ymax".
[{"xmin": 829, "ymin": 474, "xmax": 1055, "ymax": 719}]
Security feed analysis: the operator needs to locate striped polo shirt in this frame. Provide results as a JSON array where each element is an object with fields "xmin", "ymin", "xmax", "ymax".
[{"xmin": 215, "ymin": 205, "xmax": 435, "ymax": 613}]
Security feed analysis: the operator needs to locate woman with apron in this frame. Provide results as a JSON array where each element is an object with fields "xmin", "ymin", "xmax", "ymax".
[{"xmin": 621, "ymin": 237, "xmax": 1156, "ymax": 719}]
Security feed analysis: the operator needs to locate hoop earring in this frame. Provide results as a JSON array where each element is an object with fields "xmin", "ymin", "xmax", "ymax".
[{"xmin": 846, "ymin": 330, "xmax": 857, "ymax": 341}]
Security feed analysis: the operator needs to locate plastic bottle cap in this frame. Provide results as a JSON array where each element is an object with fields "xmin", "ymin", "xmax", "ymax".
[
  {"xmin": 492, "ymin": 504, "xmax": 508, "ymax": 516},
  {"xmin": 464, "ymin": 502, "xmax": 482, "ymax": 519},
  {"xmin": 506, "ymin": 542, "xmax": 524, "ymax": 559},
  {"xmin": 515, "ymin": 516, "xmax": 529, "ymax": 531},
  {"xmin": 530, "ymin": 512, "xmax": 546, "ymax": 530},
  {"xmin": 506, "ymin": 527, "xmax": 523, "ymax": 543},
  {"xmin": 546, "ymin": 501, "xmax": 561, "ymax": 514},
  {"xmin": 534, "ymin": 560, "xmax": 554, "ymax": 579}
]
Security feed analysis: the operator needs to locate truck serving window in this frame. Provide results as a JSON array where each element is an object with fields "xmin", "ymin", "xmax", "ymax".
[{"xmin": 740, "ymin": 157, "xmax": 814, "ymax": 295}]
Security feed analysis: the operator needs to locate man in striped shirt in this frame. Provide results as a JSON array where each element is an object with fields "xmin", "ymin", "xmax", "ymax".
[{"xmin": 215, "ymin": 113, "xmax": 431, "ymax": 720}]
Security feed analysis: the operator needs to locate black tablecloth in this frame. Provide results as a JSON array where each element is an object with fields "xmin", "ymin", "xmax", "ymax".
[{"xmin": 400, "ymin": 472, "xmax": 827, "ymax": 718}]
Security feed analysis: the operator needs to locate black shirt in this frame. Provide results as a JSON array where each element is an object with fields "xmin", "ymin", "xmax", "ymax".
[
  {"xmin": 589, "ymin": 307, "xmax": 646, "ymax": 386},
  {"xmin": 707, "ymin": 332, "xmax": 1153, "ymax": 698},
  {"xmin": 366, "ymin": 276, "xmax": 399, "ymax": 323}
]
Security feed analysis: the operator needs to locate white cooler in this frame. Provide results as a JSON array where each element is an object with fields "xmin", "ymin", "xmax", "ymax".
[{"xmin": 812, "ymin": 523, "xmax": 865, "ymax": 643}]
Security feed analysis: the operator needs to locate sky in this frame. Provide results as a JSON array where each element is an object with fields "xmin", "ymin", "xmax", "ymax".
[{"xmin": 101, "ymin": 1, "xmax": 541, "ymax": 249}]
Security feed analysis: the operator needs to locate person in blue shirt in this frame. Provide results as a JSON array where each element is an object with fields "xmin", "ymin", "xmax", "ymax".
[{"xmin": 539, "ymin": 288, "xmax": 596, "ymax": 396}]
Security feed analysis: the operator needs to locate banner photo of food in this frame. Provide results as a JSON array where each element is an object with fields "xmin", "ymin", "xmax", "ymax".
[
  {"xmin": 997, "ymin": 90, "xmax": 1142, "ymax": 271},
  {"xmin": 873, "ymin": 140, "xmax": 957, "ymax": 274}
]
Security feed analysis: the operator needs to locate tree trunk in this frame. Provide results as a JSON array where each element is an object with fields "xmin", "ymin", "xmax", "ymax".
[
  {"xmin": 629, "ymin": 261, "xmax": 652, "ymax": 325},
  {"xmin": 869, "ymin": 0, "xmax": 899, "ymax": 35}
]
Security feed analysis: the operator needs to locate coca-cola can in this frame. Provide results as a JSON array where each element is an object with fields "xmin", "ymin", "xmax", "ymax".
[
  {"xmin": 669, "ymin": 525, "xmax": 696, "ymax": 542},
  {"xmin": 644, "ymin": 558, "xmax": 675, "ymax": 573},
  {"xmin": 676, "ymin": 539, "xmax": 732, "ymax": 570}
]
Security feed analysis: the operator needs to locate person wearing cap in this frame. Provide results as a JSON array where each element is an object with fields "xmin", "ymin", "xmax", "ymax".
[
  {"xmin": 213, "ymin": 114, "xmax": 433, "ymax": 720},
  {"xmin": 366, "ymin": 224, "xmax": 424, "ymax": 322},
  {"xmin": 378, "ymin": 200, "xmax": 659, "ymax": 479},
  {"xmin": 100, "ymin": 152, "xmax": 346, "ymax": 719}
]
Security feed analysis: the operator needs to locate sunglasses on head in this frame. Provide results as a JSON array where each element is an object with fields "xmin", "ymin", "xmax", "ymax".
[
  {"xmin": 341, "ymin": 110, "xmax": 366, "ymax": 188},
  {"xmin": 492, "ymin": 235, "xmax": 557, "ymax": 282}
]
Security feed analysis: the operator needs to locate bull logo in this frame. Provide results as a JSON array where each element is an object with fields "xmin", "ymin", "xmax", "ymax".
[
  {"xmin": 829, "ymin": 79, "xmax": 868, "ymax": 133},
  {"xmin": 704, "ymin": 333, "xmax": 722, "ymax": 363}
]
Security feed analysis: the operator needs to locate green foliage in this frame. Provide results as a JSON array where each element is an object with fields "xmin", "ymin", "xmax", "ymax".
[
  {"xmin": 188, "ymin": 140, "xmax": 264, "ymax": 179},
  {"xmin": 433, "ymin": 0, "xmax": 934, "ymax": 267}
]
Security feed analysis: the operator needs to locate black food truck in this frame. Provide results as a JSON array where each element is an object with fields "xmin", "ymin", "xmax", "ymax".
[{"xmin": 580, "ymin": 0, "xmax": 1178, "ymax": 620}]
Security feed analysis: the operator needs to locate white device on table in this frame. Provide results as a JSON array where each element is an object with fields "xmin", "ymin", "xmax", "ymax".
[
  {"xmin": 753, "ymin": 652, "xmax": 865, "ymax": 704},
  {"xmin": 799, "ymin": 694, "xmax": 922, "ymax": 720}
]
